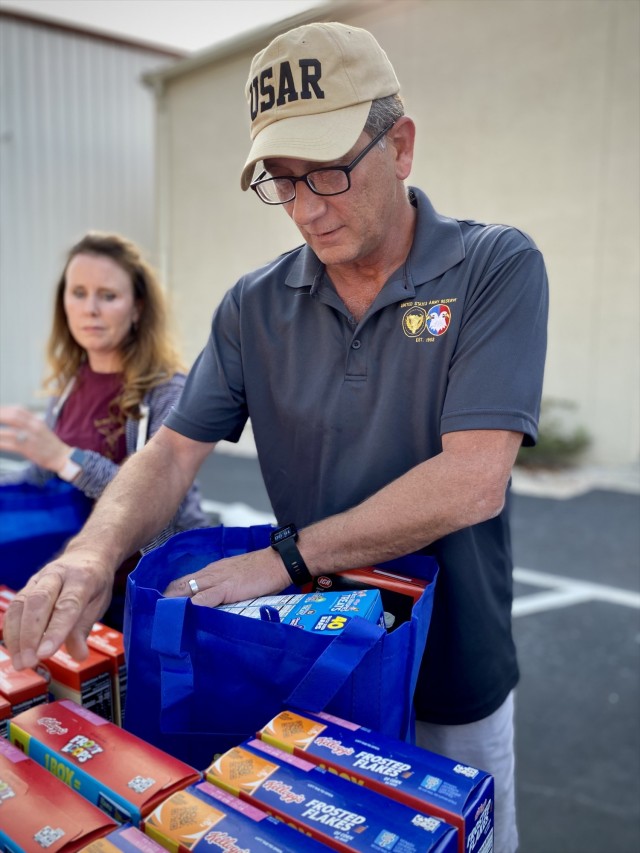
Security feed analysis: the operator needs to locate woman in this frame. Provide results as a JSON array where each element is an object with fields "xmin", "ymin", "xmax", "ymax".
[{"xmin": 0, "ymin": 231, "xmax": 207, "ymax": 626}]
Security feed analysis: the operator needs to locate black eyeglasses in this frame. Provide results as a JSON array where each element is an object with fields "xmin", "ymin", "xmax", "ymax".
[{"xmin": 250, "ymin": 123, "xmax": 395, "ymax": 205}]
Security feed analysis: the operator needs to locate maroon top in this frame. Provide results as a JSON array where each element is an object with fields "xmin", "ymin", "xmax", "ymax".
[{"xmin": 55, "ymin": 363, "xmax": 127, "ymax": 462}]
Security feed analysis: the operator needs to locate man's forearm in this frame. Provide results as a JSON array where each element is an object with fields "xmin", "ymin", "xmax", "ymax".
[
  {"xmin": 299, "ymin": 429, "xmax": 522, "ymax": 574},
  {"xmin": 66, "ymin": 436, "xmax": 192, "ymax": 567}
]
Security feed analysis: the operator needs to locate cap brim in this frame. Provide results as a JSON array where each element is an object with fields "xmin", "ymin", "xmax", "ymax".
[{"xmin": 241, "ymin": 101, "xmax": 372, "ymax": 191}]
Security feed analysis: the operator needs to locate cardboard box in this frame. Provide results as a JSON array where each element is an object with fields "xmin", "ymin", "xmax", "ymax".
[
  {"xmin": 0, "ymin": 693, "xmax": 11, "ymax": 738},
  {"xmin": 259, "ymin": 709, "xmax": 494, "ymax": 853},
  {"xmin": 8, "ymin": 699, "xmax": 201, "ymax": 826},
  {"xmin": 311, "ymin": 566, "xmax": 429, "ymax": 631},
  {"xmin": 206, "ymin": 739, "xmax": 458, "ymax": 853},
  {"xmin": 0, "ymin": 735, "xmax": 116, "ymax": 852},
  {"xmin": 144, "ymin": 779, "xmax": 329, "ymax": 852},
  {"xmin": 44, "ymin": 644, "xmax": 115, "ymax": 722},
  {"xmin": 0, "ymin": 645, "xmax": 49, "ymax": 715},
  {"xmin": 86, "ymin": 623, "xmax": 127, "ymax": 727},
  {"xmin": 79, "ymin": 824, "xmax": 166, "ymax": 852},
  {"xmin": 217, "ymin": 588, "xmax": 385, "ymax": 633},
  {"xmin": 0, "ymin": 585, "xmax": 16, "ymax": 641}
]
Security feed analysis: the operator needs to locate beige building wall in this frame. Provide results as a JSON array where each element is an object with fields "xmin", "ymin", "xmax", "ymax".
[{"xmin": 146, "ymin": 0, "xmax": 639, "ymax": 466}]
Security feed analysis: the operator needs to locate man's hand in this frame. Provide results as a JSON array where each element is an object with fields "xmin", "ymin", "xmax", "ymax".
[
  {"xmin": 4, "ymin": 550, "xmax": 117, "ymax": 670},
  {"xmin": 163, "ymin": 546, "xmax": 292, "ymax": 606}
]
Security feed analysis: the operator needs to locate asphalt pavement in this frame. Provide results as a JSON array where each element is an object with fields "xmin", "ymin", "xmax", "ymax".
[{"xmin": 197, "ymin": 449, "xmax": 640, "ymax": 853}]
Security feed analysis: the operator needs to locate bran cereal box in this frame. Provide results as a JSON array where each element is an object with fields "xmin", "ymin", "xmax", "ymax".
[
  {"xmin": 8, "ymin": 699, "xmax": 201, "ymax": 826},
  {"xmin": 87, "ymin": 623, "xmax": 127, "ymax": 727},
  {"xmin": 44, "ymin": 644, "xmax": 115, "ymax": 722},
  {"xmin": 79, "ymin": 824, "xmax": 165, "ymax": 852},
  {"xmin": 206, "ymin": 739, "xmax": 457, "ymax": 852},
  {"xmin": 0, "ymin": 645, "xmax": 49, "ymax": 715},
  {"xmin": 259, "ymin": 709, "xmax": 494, "ymax": 853},
  {"xmin": 0, "ymin": 736, "xmax": 116, "ymax": 852},
  {"xmin": 143, "ymin": 779, "xmax": 329, "ymax": 852},
  {"xmin": 216, "ymin": 588, "xmax": 385, "ymax": 633}
]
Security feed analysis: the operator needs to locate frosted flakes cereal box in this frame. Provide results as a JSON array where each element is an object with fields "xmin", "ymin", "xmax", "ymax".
[
  {"xmin": 259, "ymin": 709, "xmax": 494, "ymax": 853},
  {"xmin": 78, "ymin": 824, "xmax": 165, "ymax": 852},
  {"xmin": 205, "ymin": 739, "xmax": 457, "ymax": 853},
  {"xmin": 8, "ymin": 699, "xmax": 200, "ymax": 826},
  {"xmin": 143, "ymin": 779, "xmax": 328, "ymax": 852},
  {"xmin": 0, "ymin": 736, "xmax": 116, "ymax": 852}
]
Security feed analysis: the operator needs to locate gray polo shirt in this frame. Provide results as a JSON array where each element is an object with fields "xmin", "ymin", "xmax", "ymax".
[{"xmin": 166, "ymin": 186, "xmax": 549, "ymax": 724}]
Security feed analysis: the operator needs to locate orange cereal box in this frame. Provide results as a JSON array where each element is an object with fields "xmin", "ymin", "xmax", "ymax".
[{"xmin": 79, "ymin": 824, "xmax": 165, "ymax": 852}]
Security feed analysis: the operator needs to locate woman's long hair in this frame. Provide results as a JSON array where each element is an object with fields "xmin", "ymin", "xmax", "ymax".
[{"xmin": 45, "ymin": 232, "xmax": 186, "ymax": 419}]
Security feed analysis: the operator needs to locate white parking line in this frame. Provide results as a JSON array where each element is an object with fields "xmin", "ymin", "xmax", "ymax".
[{"xmin": 513, "ymin": 566, "xmax": 640, "ymax": 616}]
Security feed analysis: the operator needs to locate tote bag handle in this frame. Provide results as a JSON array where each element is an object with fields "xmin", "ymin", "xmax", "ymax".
[{"xmin": 151, "ymin": 595, "xmax": 385, "ymax": 732}]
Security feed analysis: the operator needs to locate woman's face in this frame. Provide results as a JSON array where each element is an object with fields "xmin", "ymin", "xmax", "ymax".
[{"xmin": 63, "ymin": 253, "xmax": 140, "ymax": 372}]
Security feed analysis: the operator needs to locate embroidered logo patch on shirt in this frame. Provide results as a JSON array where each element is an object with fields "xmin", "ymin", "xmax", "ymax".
[{"xmin": 425, "ymin": 303, "xmax": 451, "ymax": 336}]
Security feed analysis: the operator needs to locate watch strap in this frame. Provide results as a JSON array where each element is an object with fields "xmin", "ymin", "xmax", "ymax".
[
  {"xmin": 271, "ymin": 532, "xmax": 312, "ymax": 587},
  {"xmin": 58, "ymin": 448, "xmax": 83, "ymax": 482}
]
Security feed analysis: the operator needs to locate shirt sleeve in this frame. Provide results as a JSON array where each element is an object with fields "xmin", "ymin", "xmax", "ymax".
[{"xmin": 440, "ymin": 228, "xmax": 549, "ymax": 446}]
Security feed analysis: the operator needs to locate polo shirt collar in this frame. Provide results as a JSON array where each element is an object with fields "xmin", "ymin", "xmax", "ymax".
[{"xmin": 283, "ymin": 186, "xmax": 465, "ymax": 294}]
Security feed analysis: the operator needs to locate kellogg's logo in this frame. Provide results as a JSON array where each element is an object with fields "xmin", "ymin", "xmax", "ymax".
[{"xmin": 37, "ymin": 717, "xmax": 68, "ymax": 736}]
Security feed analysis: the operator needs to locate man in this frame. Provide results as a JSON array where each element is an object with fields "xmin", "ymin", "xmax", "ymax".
[{"xmin": 5, "ymin": 22, "xmax": 548, "ymax": 853}]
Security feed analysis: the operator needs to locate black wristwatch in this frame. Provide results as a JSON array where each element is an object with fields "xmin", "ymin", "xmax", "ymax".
[{"xmin": 270, "ymin": 523, "xmax": 312, "ymax": 587}]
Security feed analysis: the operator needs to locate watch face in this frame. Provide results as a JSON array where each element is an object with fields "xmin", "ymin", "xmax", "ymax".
[{"xmin": 271, "ymin": 524, "xmax": 296, "ymax": 544}]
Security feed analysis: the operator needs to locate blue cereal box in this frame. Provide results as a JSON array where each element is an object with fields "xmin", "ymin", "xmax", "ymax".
[
  {"xmin": 259, "ymin": 709, "xmax": 494, "ymax": 853},
  {"xmin": 79, "ymin": 824, "xmax": 166, "ymax": 852},
  {"xmin": 217, "ymin": 588, "xmax": 385, "ymax": 633},
  {"xmin": 143, "ymin": 779, "xmax": 328, "ymax": 852},
  {"xmin": 206, "ymin": 739, "xmax": 458, "ymax": 852},
  {"xmin": 8, "ymin": 699, "xmax": 200, "ymax": 826}
]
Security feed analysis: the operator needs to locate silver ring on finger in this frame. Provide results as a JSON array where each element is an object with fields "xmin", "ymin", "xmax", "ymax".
[
  {"xmin": 188, "ymin": 578, "xmax": 200, "ymax": 595},
  {"xmin": 16, "ymin": 430, "xmax": 28, "ymax": 443}
]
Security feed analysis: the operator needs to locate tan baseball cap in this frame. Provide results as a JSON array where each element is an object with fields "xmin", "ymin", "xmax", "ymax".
[{"xmin": 241, "ymin": 21, "xmax": 400, "ymax": 190}]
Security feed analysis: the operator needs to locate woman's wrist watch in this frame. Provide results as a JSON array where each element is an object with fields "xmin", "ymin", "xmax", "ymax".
[{"xmin": 58, "ymin": 448, "xmax": 86, "ymax": 482}]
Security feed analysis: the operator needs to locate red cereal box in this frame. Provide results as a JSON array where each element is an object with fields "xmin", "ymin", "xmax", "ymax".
[
  {"xmin": 8, "ymin": 699, "xmax": 201, "ymax": 826},
  {"xmin": 87, "ymin": 623, "xmax": 127, "ymax": 726},
  {"xmin": 0, "ymin": 736, "xmax": 116, "ymax": 852},
  {"xmin": 44, "ymin": 644, "xmax": 115, "ymax": 722},
  {"xmin": 0, "ymin": 644, "xmax": 49, "ymax": 715}
]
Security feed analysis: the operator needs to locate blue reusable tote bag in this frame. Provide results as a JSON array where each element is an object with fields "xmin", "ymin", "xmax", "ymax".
[
  {"xmin": 0, "ymin": 480, "xmax": 93, "ymax": 589},
  {"xmin": 123, "ymin": 525, "xmax": 438, "ymax": 769}
]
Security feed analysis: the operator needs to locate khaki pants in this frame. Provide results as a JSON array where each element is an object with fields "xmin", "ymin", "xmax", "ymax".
[{"xmin": 414, "ymin": 691, "xmax": 518, "ymax": 853}]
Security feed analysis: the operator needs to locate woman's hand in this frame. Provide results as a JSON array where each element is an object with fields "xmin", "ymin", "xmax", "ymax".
[{"xmin": 0, "ymin": 404, "xmax": 71, "ymax": 474}]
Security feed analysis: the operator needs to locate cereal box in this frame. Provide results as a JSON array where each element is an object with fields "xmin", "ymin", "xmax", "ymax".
[
  {"xmin": 0, "ymin": 693, "xmax": 12, "ymax": 738},
  {"xmin": 86, "ymin": 623, "xmax": 127, "ymax": 727},
  {"xmin": 216, "ymin": 588, "xmax": 385, "ymax": 633},
  {"xmin": 0, "ymin": 585, "xmax": 16, "ymax": 641},
  {"xmin": 205, "ymin": 739, "xmax": 457, "ymax": 852},
  {"xmin": 44, "ymin": 644, "xmax": 115, "ymax": 722},
  {"xmin": 143, "ymin": 779, "xmax": 329, "ymax": 852},
  {"xmin": 0, "ymin": 736, "xmax": 116, "ymax": 852},
  {"xmin": 0, "ymin": 644, "xmax": 49, "ymax": 715},
  {"xmin": 8, "ymin": 699, "xmax": 201, "ymax": 826},
  {"xmin": 259, "ymin": 709, "xmax": 494, "ymax": 853},
  {"xmin": 79, "ymin": 824, "xmax": 166, "ymax": 852}
]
